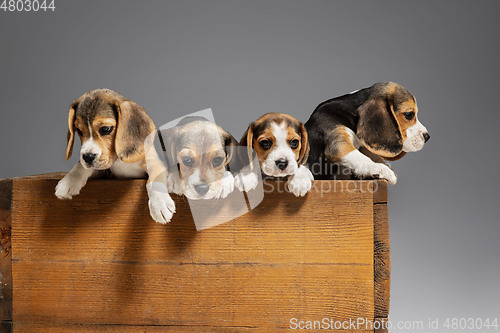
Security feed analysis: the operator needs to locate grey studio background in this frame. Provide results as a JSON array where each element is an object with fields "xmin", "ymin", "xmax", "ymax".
[{"xmin": 1, "ymin": 0, "xmax": 499, "ymax": 330}]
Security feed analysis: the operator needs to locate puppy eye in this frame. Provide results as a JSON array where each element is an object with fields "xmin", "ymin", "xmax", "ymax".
[
  {"xmin": 259, "ymin": 139, "xmax": 272, "ymax": 150},
  {"xmin": 181, "ymin": 156, "xmax": 194, "ymax": 167},
  {"xmin": 99, "ymin": 126, "xmax": 114, "ymax": 136},
  {"xmin": 403, "ymin": 112, "xmax": 415, "ymax": 120},
  {"xmin": 212, "ymin": 156, "xmax": 224, "ymax": 168},
  {"xmin": 76, "ymin": 128, "xmax": 83, "ymax": 136},
  {"xmin": 289, "ymin": 139, "xmax": 300, "ymax": 149}
]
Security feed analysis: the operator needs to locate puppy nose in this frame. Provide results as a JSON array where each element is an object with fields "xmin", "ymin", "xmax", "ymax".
[
  {"xmin": 194, "ymin": 184, "xmax": 210, "ymax": 196},
  {"xmin": 82, "ymin": 153, "xmax": 96, "ymax": 164},
  {"xmin": 423, "ymin": 132, "xmax": 430, "ymax": 143},
  {"xmin": 275, "ymin": 159, "xmax": 288, "ymax": 171}
]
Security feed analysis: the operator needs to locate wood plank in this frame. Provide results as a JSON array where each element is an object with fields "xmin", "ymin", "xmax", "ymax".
[
  {"xmin": 11, "ymin": 172, "xmax": 66, "ymax": 180},
  {"xmin": 372, "ymin": 180, "xmax": 388, "ymax": 204},
  {"xmin": 372, "ymin": 179, "xmax": 389, "ymax": 333},
  {"xmin": 14, "ymin": 322, "xmax": 374, "ymax": 332},
  {"xmin": 0, "ymin": 179, "xmax": 12, "ymax": 330},
  {"xmin": 13, "ymin": 261, "xmax": 373, "ymax": 329},
  {"xmin": 373, "ymin": 203, "xmax": 390, "ymax": 332},
  {"xmin": 12, "ymin": 179, "xmax": 375, "ymax": 265}
]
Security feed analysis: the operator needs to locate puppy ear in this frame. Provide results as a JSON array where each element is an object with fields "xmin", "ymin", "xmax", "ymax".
[
  {"xmin": 239, "ymin": 123, "xmax": 254, "ymax": 170},
  {"xmin": 114, "ymin": 100, "xmax": 156, "ymax": 163},
  {"xmin": 218, "ymin": 127, "xmax": 237, "ymax": 166},
  {"xmin": 297, "ymin": 123, "xmax": 310, "ymax": 166},
  {"xmin": 356, "ymin": 96, "xmax": 403, "ymax": 157},
  {"xmin": 157, "ymin": 127, "xmax": 179, "ymax": 168},
  {"xmin": 65, "ymin": 100, "xmax": 79, "ymax": 160},
  {"xmin": 384, "ymin": 151, "xmax": 407, "ymax": 161}
]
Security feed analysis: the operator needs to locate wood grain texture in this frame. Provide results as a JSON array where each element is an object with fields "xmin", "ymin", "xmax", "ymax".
[
  {"xmin": 373, "ymin": 195, "xmax": 390, "ymax": 333},
  {"xmin": 0, "ymin": 178, "xmax": 12, "ymax": 331},
  {"xmin": 14, "ymin": 322, "xmax": 374, "ymax": 333},
  {"xmin": 7, "ymin": 175, "xmax": 389, "ymax": 331},
  {"xmin": 373, "ymin": 180, "xmax": 390, "ymax": 333}
]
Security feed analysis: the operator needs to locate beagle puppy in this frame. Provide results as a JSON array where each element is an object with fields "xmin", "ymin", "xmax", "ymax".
[
  {"xmin": 305, "ymin": 82, "xmax": 430, "ymax": 184},
  {"xmin": 236, "ymin": 113, "xmax": 313, "ymax": 197},
  {"xmin": 161, "ymin": 116, "xmax": 238, "ymax": 200},
  {"xmin": 55, "ymin": 89, "xmax": 175, "ymax": 224}
]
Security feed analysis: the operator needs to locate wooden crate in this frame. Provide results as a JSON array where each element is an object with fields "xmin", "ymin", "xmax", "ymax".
[{"xmin": 0, "ymin": 174, "xmax": 390, "ymax": 332}]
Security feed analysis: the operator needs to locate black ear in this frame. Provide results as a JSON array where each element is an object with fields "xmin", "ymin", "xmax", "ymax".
[
  {"xmin": 114, "ymin": 100, "xmax": 156, "ymax": 163},
  {"xmin": 356, "ymin": 96, "xmax": 403, "ymax": 157},
  {"xmin": 238, "ymin": 123, "xmax": 255, "ymax": 170},
  {"xmin": 297, "ymin": 122, "xmax": 310, "ymax": 166},
  {"xmin": 65, "ymin": 100, "xmax": 80, "ymax": 160}
]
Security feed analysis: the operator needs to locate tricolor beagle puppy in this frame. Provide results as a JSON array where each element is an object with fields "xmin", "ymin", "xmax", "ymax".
[
  {"xmin": 55, "ymin": 89, "xmax": 175, "ymax": 224},
  {"xmin": 161, "ymin": 116, "xmax": 238, "ymax": 200},
  {"xmin": 305, "ymin": 82, "xmax": 430, "ymax": 184},
  {"xmin": 236, "ymin": 113, "xmax": 313, "ymax": 196}
]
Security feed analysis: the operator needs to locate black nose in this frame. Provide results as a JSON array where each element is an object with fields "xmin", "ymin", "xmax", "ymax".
[
  {"xmin": 194, "ymin": 184, "xmax": 210, "ymax": 196},
  {"xmin": 82, "ymin": 153, "xmax": 96, "ymax": 164},
  {"xmin": 423, "ymin": 132, "xmax": 430, "ymax": 143},
  {"xmin": 275, "ymin": 159, "xmax": 288, "ymax": 171}
]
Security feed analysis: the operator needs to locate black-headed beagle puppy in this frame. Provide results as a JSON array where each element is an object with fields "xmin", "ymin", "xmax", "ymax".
[
  {"xmin": 236, "ymin": 113, "xmax": 313, "ymax": 196},
  {"xmin": 160, "ymin": 116, "xmax": 238, "ymax": 200},
  {"xmin": 55, "ymin": 89, "xmax": 175, "ymax": 224},
  {"xmin": 305, "ymin": 82, "xmax": 430, "ymax": 184}
]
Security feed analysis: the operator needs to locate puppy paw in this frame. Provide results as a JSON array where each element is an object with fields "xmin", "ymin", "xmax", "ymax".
[
  {"xmin": 147, "ymin": 182, "xmax": 176, "ymax": 224},
  {"xmin": 167, "ymin": 172, "xmax": 183, "ymax": 195},
  {"xmin": 287, "ymin": 165, "xmax": 313, "ymax": 197},
  {"xmin": 235, "ymin": 170, "xmax": 259, "ymax": 192},
  {"xmin": 55, "ymin": 175, "xmax": 86, "ymax": 199},
  {"xmin": 371, "ymin": 164, "xmax": 397, "ymax": 185},
  {"xmin": 216, "ymin": 171, "xmax": 235, "ymax": 199}
]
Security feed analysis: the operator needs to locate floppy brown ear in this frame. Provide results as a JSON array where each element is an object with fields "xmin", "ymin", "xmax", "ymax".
[
  {"xmin": 384, "ymin": 151, "xmax": 407, "ymax": 161},
  {"xmin": 356, "ymin": 96, "xmax": 403, "ymax": 157},
  {"xmin": 114, "ymin": 100, "xmax": 156, "ymax": 163},
  {"xmin": 239, "ymin": 123, "xmax": 254, "ymax": 170},
  {"xmin": 218, "ymin": 127, "xmax": 238, "ymax": 166},
  {"xmin": 65, "ymin": 100, "xmax": 79, "ymax": 160},
  {"xmin": 297, "ymin": 123, "xmax": 310, "ymax": 166}
]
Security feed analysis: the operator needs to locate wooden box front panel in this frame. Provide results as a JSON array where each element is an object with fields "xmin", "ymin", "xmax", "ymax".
[{"xmin": 1, "ymin": 175, "xmax": 388, "ymax": 332}]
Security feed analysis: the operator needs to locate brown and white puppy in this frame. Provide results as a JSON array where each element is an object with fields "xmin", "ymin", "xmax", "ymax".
[
  {"xmin": 161, "ymin": 116, "xmax": 238, "ymax": 200},
  {"xmin": 55, "ymin": 89, "xmax": 175, "ymax": 224},
  {"xmin": 236, "ymin": 113, "xmax": 313, "ymax": 197},
  {"xmin": 305, "ymin": 82, "xmax": 430, "ymax": 184}
]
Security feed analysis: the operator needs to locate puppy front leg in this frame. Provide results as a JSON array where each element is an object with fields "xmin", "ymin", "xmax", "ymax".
[
  {"xmin": 326, "ymin": 126, "xmax": 397, "ymax": 184},
  {"xmin": 234, "ymin": 166, "xmax": 259, "ymax": 192},
  {"xmin": 144, "ymin": 151, "xmax": 176, "ymax": 224},
  {"xmin": 55, "ymin": 162, "xmax": 96, "ymax": 199},
  {"xmin": 215, "ymin": 171, "xmax": 235, "ymax": 199},
  {"xmin": 340, "ymin": 150, "xmax": 397, "ymax": 184},
  {"xmin": 287, "ymin": 165, "xmax": 314, "ymax": 197}
]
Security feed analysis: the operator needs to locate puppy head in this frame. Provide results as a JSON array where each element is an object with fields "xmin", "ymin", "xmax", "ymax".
[
  {"xmin": 164, "ymin": 118, "xmax": 236, "ymax": 200},
  {"xmin": 240, "ymin": 113, "xmax": 309, "ymax": 178},
  {"xmin": 356, "ymin": 82, "xmax": 429, "ymax": 159},
  {"xmin": 65, "ymin": 89, "xmax": 155, "ymax": 169}
]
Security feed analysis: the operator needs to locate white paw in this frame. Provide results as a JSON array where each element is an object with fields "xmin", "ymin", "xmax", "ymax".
[
  {"xmin": 215, "ymin": 171, "xmax": 235, "ymax": 199},
  {"xmin": 370, "ymin": 164, "xmax": 397, "ymax": 185},
  {"xmin": 147, "ymin": 182, "xmax": 176, "ymax": 224},
  {"xmin": 55, "ymin": 175, "xmax": 86, "ymax": 199},
  {"xmin": 167, "ymin": 171, "xmax": 183, "ymax": 195},
  {"xmin": 287, "ymin": 165, "xmax": 313, "ymax": 197},
  {"xmin": 235, "ymin": 169, "xmax": 259, "ymax": 192}
]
